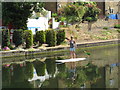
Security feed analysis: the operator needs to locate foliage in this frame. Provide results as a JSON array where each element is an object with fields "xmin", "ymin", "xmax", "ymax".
[
  {"xmin": 58, "ymin": 3, "xmax": 86, "ymax": 24},
  {"xmin": 56, "ymin": 29, "xmax": 65, "ymax": 45},
  {"xmin": 2, "ymin": 2, "xmax": 44, "ymax": 29},
  {"xmin": 12, "ymin": 64, "xmax": 26, "ymax": 82},
  {"xmin": 3, "ymin": 46, "xmax": 10, "ymax": 51},
  {"xmin": 36, "ymin": 31, "xmax": 46, "ymax": 46},
  {"xmin": 33, "ymin": 60, "xmax": 46, "ymax": 76},
  {"xmin": 52, "ymin": 13, "xmax": 58, "ymax": 17},
  {"xmin": 117, "ymin": 29, "xmax": 120, "ymax": 33},
  {"xmin": 2, "ymin": 66, "xmax": 11, "ymax": 84},
  {"xmin": 2, "ymin": 29, "xmax": 10, "ymax": 48},
  {"xmin": 84, "ymin": 62, "xmax": 100, "ymax": 81},
  {"xmin": 60, "ymin": 17, "xmax": 66, "ymax": 22},
  {"xmin": 45, "ymin": 58, "xmax": 56, "ymax": 76},
  {"xmin": 33, "ymin": 34, "xmax": 37, "ymax": 45},
  {"xmin": 46, "ymin": 30, "xmax": 56, "ymax": 47},
  {"xmin": 24, "ymin": 62, "xmax": 33, "ymax": 79},
  {"xmin": 57, "ymin": 63, "xmax": 66, "ymax": 72},
  {"xmin": 114, "ymin": 24, "xmax": 120, "ymax": 29},
  {"xmin": 82, "ymin": 2, "xmax": 101, "ymax": 22},
  {"xmin": 58, "ymin": 1, "xmax": 101, "ymax": 32},
  {"xmin": 103, "ymin": 27, "xmax": 109, "ymax": 30},
  {"xmin": 24, "ymin": 30, "xmax": 33, "ymax": 48},
  {"xmin": 13, "ymin": 29, "xmax": 24, "ymax": 47}
]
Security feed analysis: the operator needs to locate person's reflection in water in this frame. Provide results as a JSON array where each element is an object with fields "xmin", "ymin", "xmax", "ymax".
[{"xmin": 67, "ymin": 62, "xmax": 77, "ymax": 84}]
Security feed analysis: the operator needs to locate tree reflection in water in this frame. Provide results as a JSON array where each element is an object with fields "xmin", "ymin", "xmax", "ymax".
[
  {"xmin": 55, "ymin": 61, "xmax": 101, "ymax": 88},
  {"xmin": 33, "ymin": 59, "xmax": 46, "ymax": 76},
  {"xmin": 2, "ymin": 57, "xmax": 101, "ymax": 88},
  {"xmin": 45, "ymin": 58, "xmax": 56, "ymax": 77}
]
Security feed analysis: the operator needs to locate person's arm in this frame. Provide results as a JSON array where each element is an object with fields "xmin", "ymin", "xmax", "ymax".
[
  {"xmin": 65, "ymin": 37, "xmax": 70, "ymax": 41},
  {"xmin": 74, "ymin": 40, "xmax": 77, "ymax": 48}
]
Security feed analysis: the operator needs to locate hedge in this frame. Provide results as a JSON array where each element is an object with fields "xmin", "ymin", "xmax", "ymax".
[
  {"xmin": 13, "ymin": 29, "xmax": 24, "ymax": 47},
  {"xmin": 33, "ymin": 34, "xmax": 37, "ymax": 45},
  {"xmin": 12, "ymin": 64, "xmax": 25, "ymax": 82},
  {"xmin": 24, "ymin": 30, "xmax": 33, "ymax": 48},
  {"xmin": 33, "ymin": 60, "xmax": 46, "ymax": 76},
  {"xmin": 56, "ymin": 29, "xmax": 65, "ymax": 45},
  {"xmin": 45, "ymin": 58, "xmax": 56, "ymax": 75},
  {"xmin": 36, "ymin": 31, "xmax": 46, "ymax": 46},
  {"xmin": 2, "ymin": 66, "xmax": 11, "ymax": 84},
  {"xmin": 46, "ymin": 30, "xmax": 56, "ymax": 47},
  {"xmin": 2, "ymin": 29, "xmax": 10, "ymax": 48},
  {"xmin": 24, "ymin": 62, "xmax": 33, "ymax": 79},
  {"xmin": 114, "ymin": 24, "xmax": 120, "ymax": 29}
]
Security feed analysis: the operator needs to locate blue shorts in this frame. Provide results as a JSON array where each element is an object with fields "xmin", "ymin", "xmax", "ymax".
[{"xmin": 70, "ymin": 47, "xmax": 75, "ymax": 51}]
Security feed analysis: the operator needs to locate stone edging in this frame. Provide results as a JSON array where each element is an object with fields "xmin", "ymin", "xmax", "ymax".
[{"xmin": 0, "ymin": 39, "xmax": 119, "ymax": 58}]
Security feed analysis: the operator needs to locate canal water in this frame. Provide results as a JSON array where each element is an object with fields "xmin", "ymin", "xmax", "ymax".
[{"xmin": 2, "ymin": 45, "xmax": 119, "ymax": 88}]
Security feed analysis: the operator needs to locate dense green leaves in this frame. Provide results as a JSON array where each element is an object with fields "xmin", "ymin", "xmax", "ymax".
[
  {"xmin": 45, "ymin": 58, "xmax": 56, "ymax": 76},
  {"xmin": 114, "ymin": 24, "xmax": 120, "ymax": 29},
  {"xmin": 58, "ymin": 3, "xmax": 86, "ymax": 24},
  {"xmin": 24, "ymin": 30, "xmax": 33, "ymax": 48},
  {"xmin": 33, "ymin": 60, "xmax": 46, "ymax": 76},
  {"xmin": 2, "ymin": 29, "xmax": 10, "ymax": 48},
  {"xmin": 56, "ymin": 29, "xmax": 65, "ymax": 45},
  {"xmin": 58, "ymin": 1, "xmax": 101, "ymax": 29},
  {"xmin": 13, "ymin": 29, "xmax": 24, "ymax": 47},
  {"xmin": 36, "ymin": 31, "xmax": 46, "ymax": 46},
  {"xmin": 2, "ymin": 2, "xmax": 44, "ymax": 29},
  {"xmin": 24, "ymin": 61, "xmax": 34, "ymax": 79},
  {"xmin": 46, "ymin": 30, "xmax": 56, "ymax": 47}
]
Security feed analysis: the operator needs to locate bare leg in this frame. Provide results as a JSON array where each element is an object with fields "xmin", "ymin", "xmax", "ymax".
[
  {"xmin": 72, "ymin": 51, "xmax": 74, "ymax": 58},
  {"xmin": 70, "ymin": 51, "xmax": 73, "ymax": 58},
  {"xmin": 73, "ymin": 51, "xmax": 76, "ymax": 58}
]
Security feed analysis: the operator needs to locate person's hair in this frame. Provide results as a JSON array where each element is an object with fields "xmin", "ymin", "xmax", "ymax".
[{"xmin": 71, "ymin": 36, "xmax": 73, "ymax": 39}]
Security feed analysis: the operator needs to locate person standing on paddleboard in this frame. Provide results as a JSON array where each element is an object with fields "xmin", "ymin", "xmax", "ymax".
[{"xmin": 66, "ymin": 36, "xmax": 76, "ymax": 58}]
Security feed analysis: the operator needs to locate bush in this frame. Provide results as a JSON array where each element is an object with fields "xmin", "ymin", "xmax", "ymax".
[
  {"xmin": 33, "ymin": 60, "xmax": 46, "ymax": 76},
  {"xmin": 56, "ymin": 29, "xmax": 65, "ymax": 45},
  {"xmin": 24, "ymin": 30, "xmax": 33, "ymax": 48},
  {"xmin": 52, "ymin": 13, "xmax": 58, "ymax": 17},
  {"xmin": 3, "ymin": 46, "xmax": 10, "ymax": 51},
  {"xmin": 2, "ymin": 29, "xmax": 10, "ymax": 48},
  {"xmin": 117, "ymin": 29, "xmax": 120, "ymax": 33},
  {"xmin": 114, "ymin": 24, "xmax": 120, "ymax": 29},
  {"xmin": 33, "ymin": 34, "xmax": 37, "ymax": 45},
  {"xmin": 45, "ymin": 58, "xmax": 56, "ymax": 75},
  {"xmin": 103, "ymin": 27, "xmax": 109, "ymax": 30},
  {"xmin": 46, "ymin": 30, "xmax": 56, "ymax": 47},
  {"xmin": 36, "ymin": 31, "xmax": 46, "ymax": 46},
  {"xmin": 24, "ymin": 62, "xmax": 33, "ymax": 79},
  {"xmin": 13, "ymin": 29, "xmax": 24, "ymax": 47}
]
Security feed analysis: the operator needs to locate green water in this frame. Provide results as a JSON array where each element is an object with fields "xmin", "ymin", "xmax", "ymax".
[{"xmin": 2, "ymin": 45, "xmax": 119, "ymax": 88}]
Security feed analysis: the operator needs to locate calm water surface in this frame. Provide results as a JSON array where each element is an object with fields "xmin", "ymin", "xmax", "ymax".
[{"xmin": 2, "ymin": 45, "xmax": 119, "ymax": 88}]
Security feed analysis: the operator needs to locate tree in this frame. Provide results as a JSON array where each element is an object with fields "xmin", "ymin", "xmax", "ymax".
[
  {"xmin": 82, "ymin": 2, "xmax": 101, "ymax": 31},
  {"xmin": 58, "ymin": 2, "xmax": 101, "ymax": 31},
  {"xmin": 58, "ymin": 2, "xmax": 86, "ymax": 25},
  {"xmin": 2, "ymin": 2, "xmax": 44, "ymax": 29}
]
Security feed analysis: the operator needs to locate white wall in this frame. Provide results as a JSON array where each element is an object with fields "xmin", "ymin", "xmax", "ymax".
[
  {"xmin": 52, "ymin": 18, "xmax": 60, "ymax": 29},
  {"xmin": 27, "ymin": 17, "xmax": 49, "ymax": 34}
]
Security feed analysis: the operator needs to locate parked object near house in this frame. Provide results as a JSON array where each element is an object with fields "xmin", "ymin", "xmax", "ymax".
[
  {"xmin": 117, "ymin": 13, "xmax": 120, "ymax": 19},
  {"xmin": 108, "ymin": 14, "xmax": 118, "ymax": 19}
]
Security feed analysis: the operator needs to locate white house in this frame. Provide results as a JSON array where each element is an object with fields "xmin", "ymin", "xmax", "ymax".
[
  {"xmin": 27, "ymin": 17, "xmax": 49, "ymax": 34},
  {"xmin": 27, "ymin": 9, "xmax": 51, "ymax": 34}
]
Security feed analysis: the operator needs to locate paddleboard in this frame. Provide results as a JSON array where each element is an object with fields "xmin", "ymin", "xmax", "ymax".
[{"xmin": 56, "ymin": 58, "xmax": 86, "ymax": 63}]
